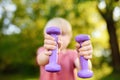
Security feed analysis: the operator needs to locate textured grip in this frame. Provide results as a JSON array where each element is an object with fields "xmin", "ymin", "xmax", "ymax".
[
  {"xmin": 45, "ymin": 27, "xmax": 61, "ymax": 72},
  {"xmin": 75, "ymin": 34, "xmax": 93, "ymax": 78}
]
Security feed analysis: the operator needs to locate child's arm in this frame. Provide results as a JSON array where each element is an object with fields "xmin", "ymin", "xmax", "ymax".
[
  {"xmin": 36, "ymin": 49, "xmax": 51, "ymax": 66},
  {"xmin": 36, "ymin": 34, "xmax": 57, "ymax": 66}
]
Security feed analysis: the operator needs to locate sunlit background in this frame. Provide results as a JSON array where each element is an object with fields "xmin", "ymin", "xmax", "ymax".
[{"xmin": 0, "ymin": 0, "xmax": 120, "ymax": 80}]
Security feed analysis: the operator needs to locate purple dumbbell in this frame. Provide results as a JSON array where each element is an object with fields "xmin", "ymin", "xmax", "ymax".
[
  {"xmin": 75, "ymin": 34, "xmax": 93, "ymax": 78},
  {"xmin": 45, "ymin": 27, "xmax": 61, "ymax": 72}
]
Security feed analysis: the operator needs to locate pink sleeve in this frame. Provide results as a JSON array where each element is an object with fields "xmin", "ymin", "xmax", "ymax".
[
  {"xmin": 72, "ymin": 50, "xmax": 78, "ymax": 62},
  {"xmin": 68, "ymin": 49, "xmax": 78, "ymax": 64}
]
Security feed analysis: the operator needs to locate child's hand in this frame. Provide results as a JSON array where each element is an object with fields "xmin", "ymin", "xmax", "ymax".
[
  {"xmin": 76, "ymin": 40, "xmax": 93, "ymax": 59},
  {"xmin": 43, "ymin": 34, "xmax": 62, "ymax": 56}
]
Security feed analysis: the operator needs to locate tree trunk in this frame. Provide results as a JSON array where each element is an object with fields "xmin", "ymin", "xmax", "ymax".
[
  {"xmin": 97, "ymin": 0, "xmax": 120, "ymax": 72},
  {"xmin": 106, "ymin": 15, "xmax": 120, "ymax": 72}
]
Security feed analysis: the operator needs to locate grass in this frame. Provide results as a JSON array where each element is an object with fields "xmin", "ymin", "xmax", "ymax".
[
  {"xmin": 101, "ymin": 72, "xmax": 120, "ymax": 80},
  {"xmin": 0, "ymin": 73, "xmax": 39, "ymax": 80},
  {"xmin": 0, "ymin": 63, "xmax": 120, "ymax": 80}
]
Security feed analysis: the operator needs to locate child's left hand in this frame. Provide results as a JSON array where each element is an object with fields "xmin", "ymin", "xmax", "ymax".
[{"xmin": 76, "ymin": 40, "xmax": 93, "ymax": 59}]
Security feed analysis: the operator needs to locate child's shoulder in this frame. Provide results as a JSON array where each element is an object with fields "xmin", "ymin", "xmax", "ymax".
[
  {"xmin": 67, "ymin": 49, "xmax": 76, "ymax": 52},
  {"xmin": 66, "ymin": 49, "xmax": 78, "ymax": 61},
  {"xmin": 66, "ymin": 49, "xmax": 77, "ymax": 54}
]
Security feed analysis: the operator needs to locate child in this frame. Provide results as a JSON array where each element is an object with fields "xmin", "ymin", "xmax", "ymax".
[{"xmin": 36, "ymin": 17, "xmax": 93, "ymax": 80}]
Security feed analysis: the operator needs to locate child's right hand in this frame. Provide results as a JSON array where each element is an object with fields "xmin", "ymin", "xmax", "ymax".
[{"xmin": 43, "ymin": 34, "xmax": 62, "ymax": 56}]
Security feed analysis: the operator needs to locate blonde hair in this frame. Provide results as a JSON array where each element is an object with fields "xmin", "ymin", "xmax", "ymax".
[{"xmin": 44, "ymin": 17, "xmax": 72, "ymax": 38}]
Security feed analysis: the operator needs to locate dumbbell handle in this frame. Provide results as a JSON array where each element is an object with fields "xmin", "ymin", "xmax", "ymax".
[
  {"xmin": 79, "ymin": 53, "xmax": 89, "ymax": 70},
  {"xmin": 49, "ymin": 34, "xmax": 58, "ymax": 64}
]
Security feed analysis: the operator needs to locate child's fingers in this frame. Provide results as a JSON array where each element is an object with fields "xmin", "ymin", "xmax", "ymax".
[
  {"xmin": 76, "ymin": 43, "xmax": 80, "ymax": 49},
  {"xmin": 44, "ymin": 50, "xmax": 52, "ymax": 56},
  {"xmin": 79, "ymin": 49, "xmax": 93, "ymax": 56},
  {"xmin": 44, "ymin": 34, "xmax": 55, "ymax": 40},
  {"xmin": 76, "ymin": 43, "xmax": 80, "ymax": 52},
  {"xmin": 79, "ymin": 45, "xmax": 92, "ymax": 51},
  {"xmin": 44, "ymin": 44, "xmax": 56, "ymax": 50},
  {"xmin": 44, "ymin": 39, "xmax": 57, "ymax": 45},
  {"xmin": 58, "ymin": 40, "xmax": 62, "ymax": 50},
  {"xmin": 84, "ymin": 54, "xmax": 92, "ymax": 59},
  {"xmin": 78, "ymin": 36, "xmax": 93, "ymax": 59},
  {"xmin": 57, "ymin": 36, "xmax": 63, "ymax": 50},
  {"xmin": 44, "ymin": 34, "xmax": 57, "ymax": 50},
  {"xmin": 81, "ymin": 40, "xmax": 91, "ymax": 47}
]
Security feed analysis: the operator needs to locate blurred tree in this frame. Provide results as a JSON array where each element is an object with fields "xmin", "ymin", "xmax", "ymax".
[{"xmin": 97, "ymin": 0, "xmax": 120, "ymax": 72}]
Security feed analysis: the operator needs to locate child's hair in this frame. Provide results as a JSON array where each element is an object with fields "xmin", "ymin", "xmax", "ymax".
[{"xmin": 44, "ymin": 17, "xmax": 72, "ymax": 38}]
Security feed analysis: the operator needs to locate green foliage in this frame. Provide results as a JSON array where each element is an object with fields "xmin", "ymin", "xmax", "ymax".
[{"xmin": 0, "ymin": 0, "xmax": 120, "ymax": 79}]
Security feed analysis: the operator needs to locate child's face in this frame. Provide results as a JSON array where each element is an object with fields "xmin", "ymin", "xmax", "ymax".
[
  {"xmin": 44, "ymin": 18, "xmax": 72, "ymax": 50},
  {"xmin": 59, "ymin": 31, "xmax": 71, "ymax": 50}
]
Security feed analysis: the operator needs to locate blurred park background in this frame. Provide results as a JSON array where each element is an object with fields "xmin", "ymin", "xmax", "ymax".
[{"xmin": 0, "ymin": 0, "xmax": 120, "ymax": 80}]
